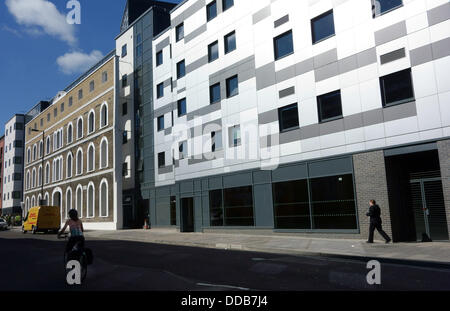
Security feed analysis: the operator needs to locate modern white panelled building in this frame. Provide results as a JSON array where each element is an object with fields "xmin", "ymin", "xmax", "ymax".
[{"xmin": 147, "ymin": 0, "xmax": 450, "ymax": 242}]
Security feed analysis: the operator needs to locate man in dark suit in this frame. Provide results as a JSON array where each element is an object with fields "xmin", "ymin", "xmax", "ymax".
[{"xmin": 366, "ymin": 200, "xmax": 391, "ymax": 244}]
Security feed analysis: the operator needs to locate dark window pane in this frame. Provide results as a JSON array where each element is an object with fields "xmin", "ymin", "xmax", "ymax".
[
  {"xmin": 223, "ymin": 186, "xmax": 254, "ymax": 226},
  {"xmin": 157, "ymin": 83, "xmax": 164, "ymax": 98},
  {"xmin": 177, "ymin": 98, "xmax": 187, "ymax": 117},
  {"xmin": 274, "ymin": 30, "xmax": 294, "ymax": 60},
  {"xmin": 208, "ymin": 41, "xmax": 219, "ymax": 62},
  {"xmin": 224, "ymin": 31, "xmax": 236, "ymax": 54},
  {"xmin": 278, "ymin": 103, "xmax": 299, "ymax": 132},
  {"xmin": 122, "ymin": 44, "xmax": 127, "ymax": 57},
  {"xmin": 177, "ymin": 60, "xmax": 185, "ymax": 79},
  {"xmin": 311, "ymin": 10, "xmax": 335, "ymax": 44},
  {"xmin": 380, "ymin": 68, "xmax": 414, "ymax": 107},
  {"xmin": 223, "ymin": 0, "xmax": 234, "ymax": 11},
  {"xmin": 373, "ymin": 0, "xmax": 403, "ymax": 16},
  {"xmin": 310, "ymin": 174, "xmax": 357, "ymax": 229},
  {"xmin": 176, "ymin": 23, "xmax": 184, "ymax": 41},
  {"xmin": 226, "ymin": 75, "xmax": 239, "ymax": 98},
  {"xmin": 273, "ymin": 180, "xmax": 311, "ymax": 229},
  {"xmin": 209, "ymin": 189, "xmax": 223, "ymax": 226},
  {"xmin": 156, "ymin": 51, "xmax": 163, "ymax": 66},
  {"xmin": 157, "ymin": 116, "xmax": 164, "ymax": 131},
  {"xmin": 170, "ymin": 196, "xmax": 177, "ymax": 226},
  {"xmin": 317, "ymin": 90, "xmax": 343, "ymax": 123},
  {"xmin": 210, "ymin": 83, "xmax": 221, "ymax": 104},
  {"xmin": 158, "ymin": 152, "xmax": 165, "ymax": 168},
  {"xmin": 207, "ymin": 1, "xmax": 217, "ymax": 21}
]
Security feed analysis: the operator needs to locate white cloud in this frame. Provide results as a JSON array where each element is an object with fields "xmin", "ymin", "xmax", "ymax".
[
  {"xmin": 57, "ymin": 50, "xmax": 104, "ymax": 75},
  {"xmin": 5, "ymin": 0, "xmax": 76, "ymax": 45}
]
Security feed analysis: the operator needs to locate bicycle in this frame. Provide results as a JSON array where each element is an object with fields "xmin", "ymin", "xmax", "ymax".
[{"xmin": 58, "ymin": 232, "xmax": 88, "ymax": 284}]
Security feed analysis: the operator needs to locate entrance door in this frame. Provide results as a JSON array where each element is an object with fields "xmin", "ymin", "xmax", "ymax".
[
  {"xmin": 410, "ymin": 178, "xmax": 449, "ymax": 241},
  {"xmin": 181, "ymin": 198, "xmax": 194, "ymax": 233}
]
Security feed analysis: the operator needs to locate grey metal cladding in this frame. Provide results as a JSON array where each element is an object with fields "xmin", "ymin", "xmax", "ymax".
[
  {"xmin": 171, "ymin": 0, "xmax": 206, "ymax": 27},
  {"xmin": 363, "ymin": 108, "xmax": 384, "ymax": 126},
  {"xmin": 276, "ymin": 64, "xmax": 296, "ymax": 82},
  {"xmin": 187, "ymin": 102, "xmax": 222, "ymax": 121},
  {"xmin": 186, "ymin": 55, "xmax": 209, "ymax": 74},
  {"xmin": 383, "ymin": 101, "xmax": 416, "ymax": 122},
  {"xmin": 279, "ymin": 128, "xmax": 301, "ymax": 144},
  {"xmin": 380, "ymin": 48, "xmax": 406, "ymax": 65},
  {"xmin": 163, "ymin": 78, "xmax": 172, "ymax": 88},
  {"xmin": 300, "ymin": 124, "xmax": 320, "ymax": 140},
  {"xmin": 209, "ymin": 55, "xmax": 255, "ymax": 86},
  {"xmin": 155, "ymin": 36, "xmax": 170, "ymax": 52},
  {"xmin": 279, "ymin": 86, "xmax": 296, "ymax": 98},
  {"xmin": 410, "ymin": 44, "xmax": 433, "ymax": 66},
  {"xmin": 158, "ymin": 165, "xmax": 174, "ymax": 175},
  {"xmin": 164, "ymin": 127, "xmax": 172, "ymax": 136},
  {"xmin": 319, "ymin": 118, "xmax": 345, "ymax": 136},
  {"xmin": 344, "ymin": 113, "xmax": 364, "ymax": 130},
  {"xmin": 274, "ymin": 14, "xmax": 289, "ymax": 28},
  {"xmin": 338, "ymin": 54, "xmax": 358, "ymax": 74},
  {"xmin": 374, "ymin": 21, "xmax": 407, "ymax": 46},
  {"xmin": 314, "ymin": 48, "xmax": 338, "ymax": 69},
  {"xmin": 253, "ymin": 5, "xmax": 271, "ymax": 24},
  {"xmin": 223, "ymin": 172, "xmax": 253, "ymax": 188},
  {"xmin": 272, "ymin": 163, "xmax": 308, "ymax": 182},
  {"xmin": 308, "ymin": 156, "xmax": 353, "ymax": 178},
  {"xmin": 154, "ymin": 102, "xmax": 175, "ymax": 117},
  {"xmin": 258, "ymin": 109, "xmax": 279, "ymax": 125},
  {"xmin": 357, "ymin": 47, "xmax": 377, "ymax": 68},
  {"xmin": 188, "ymin": 150, "xmax": 224, "ymax": 165},
  {"xmin": 427, "ymin": 2, "xmax": 450, "ymax": 26},
  {"xmin": 432, "ymin": 37, "xmax": 450, "ymax": 60},
  {"xmin": 256, "ymin": 62, "xmax": 276, "ymax": 90},
  {"xmin": 314, "ymin": 61, "xmax": 339, "ymax": 82},
  {"xmin": 184, "ymin": 23, "xmax": 207, "ymax": 44},
  {"xmin": 189, "ymin": 118, "xmax": 222, "ymax": 137},
  {"xmin": 295, "ymin": 58, "xmax": 315, "ymax": 75},
  {"xmin": 177, "ymin": 87, "xmax": 186, "ymax": 94}
]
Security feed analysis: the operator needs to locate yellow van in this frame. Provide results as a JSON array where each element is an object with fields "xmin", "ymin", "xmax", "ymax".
[{"xmin": 22, "ymin": 206, "xmax": 61, "ymax": 234}]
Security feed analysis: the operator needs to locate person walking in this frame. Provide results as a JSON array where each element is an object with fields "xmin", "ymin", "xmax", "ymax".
[{"xmin": 366, "ymin": 200, "xmax": 391, "ymax": 244}]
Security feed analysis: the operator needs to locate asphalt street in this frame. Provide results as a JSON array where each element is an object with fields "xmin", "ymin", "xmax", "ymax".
[{"xmin": 1, "ymin": 229, "xmax": 449, "ymax": 291}]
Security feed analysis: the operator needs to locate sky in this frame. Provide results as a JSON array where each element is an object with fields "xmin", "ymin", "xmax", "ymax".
[{"xmin": 0, "ymin": 0, "xmax": 181, "ymax": 136}]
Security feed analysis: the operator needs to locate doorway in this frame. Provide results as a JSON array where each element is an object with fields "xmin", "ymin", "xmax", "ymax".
[{"xmin": 181, "ymin": 197, "xmax": 194, "ymax": 233}]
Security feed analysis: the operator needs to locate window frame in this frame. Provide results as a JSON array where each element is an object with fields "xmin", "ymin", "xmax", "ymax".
[
  {"xmin": 278, "ymin": 103, "xmax": 300, "ymax": 133},
  {"xmin": 156, "ymin": 50, "xmax": 163, "ymax": 66},
  {"xmin": 274, "ymin": 30, "xmax": 294, "ymax": 61},
  {"xmin": 177, "ymin": 98, "xmax": 187, "ymax": 117},
  {"xmin": 372, "ymin": 0, "xmax": 403, "ymax": 18},
  {"xmin": 311, "ymin": 9, "xmax": 335, "ymax": 45},
  {"xmin": 222, "ymin": 0, "xmax": 234, "ymax": 11},
  {"xmin": 208, "ymin": 40, "xmax": 219, "ymax": 63},
  {"xmin": 317, "ymin": 90, "xmax": 343, "ymax": 123},
  {"xmin": 176, "ymin": 60, "xmax": 186, "ymax": 79},
  {"xmin": 157, "ymin": 82, "xmax": 164, "ymax": 99},
  {"xmin": 157, "ymin": 115, "xmax": 165, "ymax": 132},
  {"xmin": 224, "ymin": 31, "xmax": 236, "ymax": 54},
  {"xmin": 206, "ymin": 1, "xmax": 218, "ymax": 22},
  {"xmin": 210, "ymin": 83, "xmax": 221, "ymax": 104},
  {"xmin": 379, "ymin": 68, "xmax": 415, "ymax": 108},
  {"xmin": 226, "ymin": 75, "xmax": 239, "ymax": 98},
  {"xmin": 176, "ymin": 23, "xmax": 184, "ymax": 42}
]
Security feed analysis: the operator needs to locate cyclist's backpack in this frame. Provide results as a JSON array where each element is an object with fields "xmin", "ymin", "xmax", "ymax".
[{"xmin": 85, "ymin": 248, "xmax": 94, "ymax": 265}]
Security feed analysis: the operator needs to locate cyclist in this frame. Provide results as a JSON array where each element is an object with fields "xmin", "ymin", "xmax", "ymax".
[{"xmin": 58, "ymin": 209, "xmax": 85, "ymax": 254}]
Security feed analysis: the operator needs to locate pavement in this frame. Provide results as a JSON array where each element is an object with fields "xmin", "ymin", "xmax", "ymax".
[{"xmin": 80, "ymin": 228, "xmax": 450, "ymax": 266}]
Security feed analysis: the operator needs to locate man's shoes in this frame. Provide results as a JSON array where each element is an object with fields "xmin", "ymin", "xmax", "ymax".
[
  {"xmin": 385, "ymin": 238, "xmax": 391, "ymax": 244},
  {"xmin": 366, "ymin": 241, "xmax": 373, "ymax": 244}
]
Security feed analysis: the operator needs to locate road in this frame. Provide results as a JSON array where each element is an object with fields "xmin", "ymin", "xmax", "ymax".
[{"xmin": 1, "ymin": 228, "xmax": 449, "ymax": 291}]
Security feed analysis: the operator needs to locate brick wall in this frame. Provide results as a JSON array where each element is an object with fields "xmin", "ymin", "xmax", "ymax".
[
  {"xmin": 437, "ymin": 139, "xmax": 450, "ymax": 239},
  {"xmin": 353, "ymin": 151, "xmax": 392, "ymax": 241}
]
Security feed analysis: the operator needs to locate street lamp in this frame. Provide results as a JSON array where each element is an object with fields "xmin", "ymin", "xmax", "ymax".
[{"xmin": 31, "ymin": 128, "xmax": 46, "ymax": 205}]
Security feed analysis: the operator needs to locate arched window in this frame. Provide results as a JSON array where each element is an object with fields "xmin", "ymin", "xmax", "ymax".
[
  {"xmin": 56, "ymin": 131, "xmax": 61, "ymax": 149},
  {"xmin": 67, "ymin": 153, "xmax": 73, "ymax": 178},
  {"xmin": 38, "ymin": 166, "xmax": 42, "ymax": 187},
  {"xmin": 87, "ymin": 143, "xmax": 95, "ymax": 172},
  {"xmin": 77, "ymin": 117, "xmax": 83, "ymax": 139},
  {"xmin": 45, "ymin": 163, "xmax": 50, "ymax": 184},
  {"xmin": 37, "ymin": 194, "xmax": 42, "ymax": 205},
  {"xmin": 26, "ymin": 171, "xmax": 30, "ymax": 190},
  {"xmin": 99, "ymin": 179, "xmax": 108, "ymax": 217},
  {"xmin": 44, "ymin": 192, "xmax": 49, "ymax": 204},
  {"xmin": 27, "ymin": 148, "xmax": 31, "ymax": 164},
  {"xmin": 25, "ymin": 197, "xmax": 30, "ymax": 214},
  {"xmin": 100, "ymin": 103, "xmax": 108, "ymax": 128},
  {"xmin": 76, "ymin": 185, "xmax": 83, "ymax": 218},
  {"xmin": 32, "ymin": 168, "xmax": 36, "ymax": 188},
  {"xmin": 31, "ymin": 196, "xmax": 36, "ymax": 208},
  {"xmin": 39, "ymin": 140, "xmax": 43, "ymax": 158},
  {"xmin": 46, "ymin": 136, "xmax": 51, "ymax": 154},
  {"xmin": 33, "ymin": 145, "xmax": 37, "ymax": 161},
  {"xmin": 67, "ymin": 123, "xmax": 73, "ymax": 144},
  {"xmin": 76, "ymin": 148, "xmax": 83, "ymax": 175},
  {"xmin": 87, "ymin": 183, "xmax": 95, "ymax": 218},
  {"xmin": 100, "ymin": 137, "xmax": 108, "ymax": 169},
  {"xmin": 88, "ymin": 110, "xmax": 95, "ymax": 134},
  {"xmin": 66, "ymin": 188, "xmax": 72, "ymax": 220}
]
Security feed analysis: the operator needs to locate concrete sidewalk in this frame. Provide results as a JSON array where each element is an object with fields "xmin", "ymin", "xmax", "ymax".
[{"xmin": 84, "ymin": 229, "xmax": 450, "ymax": 266}]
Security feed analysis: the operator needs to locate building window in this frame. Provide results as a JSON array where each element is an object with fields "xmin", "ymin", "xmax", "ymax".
[
  {"xmin": 177, "ymin": 98, "xmax": 187, "ymax": 117},
  {"xmin": 311, "ymin": 10, "xmax": 335, "ymax": 44},
  {"xmin": 274, "ymin": 30, "xmax": 294, "ymax": 60},
  {"xmin": 156, "ymin": 50, "xmax": 163, "ymax": 66},
  {"xmin": 226, "ymin": 75, "xmax": 239, "ymax": 98},
  {"xmin": 380, "ymin": 68, "xmax": 415, "ymax": 107},
  {"xmin": 123, "ymin": 131, "xmax": 128, "ymax": 144},
  {"xmin": 222, "ymin": 0, "xmax": 234, "ymax": 11},
  {"xmin": 69, "ymin": 96, "xmax": 73, "ymax": 107},
  {"xmin": 209, "ymin": 186, "xmax": 254, "ymax": 226},
  {"xmin": 88, "ymin": 111, "xmax": 95, "ymax": 134},
  {"xmin": 229, "ymin": 125, "xmax": 241, "ymax": 147},
  {"xmin": 67, "ymin": 153, "xmax": 73, "ymax": 178},
  {"xmin": 179, "ymin": 141, "xmax": 188, "ymax": 159},
  {"xmin": 207, "ymin": 1, "xmax": 217, "ymax": 21},
  {"xmin": 177, "ymin": 60, "xmax": 185, "ymax": 79},
  {"xmin": 278, "ymin": 103, "xmax": 299, "ymax": 133},
  {"xmin": 54, "ymin": 108, "xmax": 58, "ymax": 117},
  {"xmin": 100, "ymin": 180, "xmax": 108, "ymax": 217},
  {"xmin": 208, "ymin": 41, "xmax": 219, "ymax": 62},
  {"xmin": 102, "ymin": 71, "xmax": 108, "ymax": 83},
  {"xmin": 372, "ymin": 0, "xmax": 403, "ymax": 17},
  {"xmin": 46, "ymin": 137, "xmax": 51, "ymax": 154},
  {"xmin": 157, "ymin": 82, "xmax": 164, "ymax": 98},
  {"xmin": 136, "ymin": 44, "xmax": 143, "ymax": 58},
  {"xmin": 210, "ymin": 83, "xmax": 221, "ymax": 104},
  {"xmin": 100, "ymin": 138, "xmax": 108, "ymax": 169},
  {"xmin": 211, "ymin": 131, "xmax": 223, "ymax": 152},
  {"xmin": 67, "ymin": 123, "xmax": 73, "ymax": 144},
  {"xmin": 87, "ymin": 144, "xmax": 95, "ymax": 172},
  {"xmin": 122, "ymin": 102, "xmax": 128, "ymax": 116},
  {"xmin": 78, "ymin": 89, "xmax": 83, "ymax": 100},
  {"xmin": 122, "ymin": 74, "xmax": 128, "ymax": 88},
  {"xmin": 61, "ymin": 102, "xmax": 65, "ymax": 113},
  {"xmin": 122, "ymin": 44, "xmax": 127, "ymax": 57},
  {"xmin": 100, "ymin": 103, "xmax": 108, "ymax": 127},
  {"xmin": 87, "ymin": 183, "xmax": 95, "ymax": 218},
  {"xmin": 157, "ymin": 116, "xmax": 165, "ymax": 131},
  {"xmin": 317, "ymin": 90, "xmax": 343, "ymax": 123},
  {"xmin": 176, "ymin": 23, "xmax": 184, "ymax": 42},
  {"xmin": 76, "ymin": 149, "xmax": 83, "ymax": 175},
  {"xmin": 89, "ymin": 81, "xmax": 95, "ymax": 92},
  {"xmin": 224, "ymin": 31, "xmax": 236, "ymax": 54},
  {"xmin": 158, "ymin": 152, "xmax": 165, "ymax": 168}
]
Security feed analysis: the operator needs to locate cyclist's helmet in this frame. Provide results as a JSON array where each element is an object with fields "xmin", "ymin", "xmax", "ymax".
[{"xmin": 68, "ymin": 209, "xmax": 79, "ymax": 221}]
